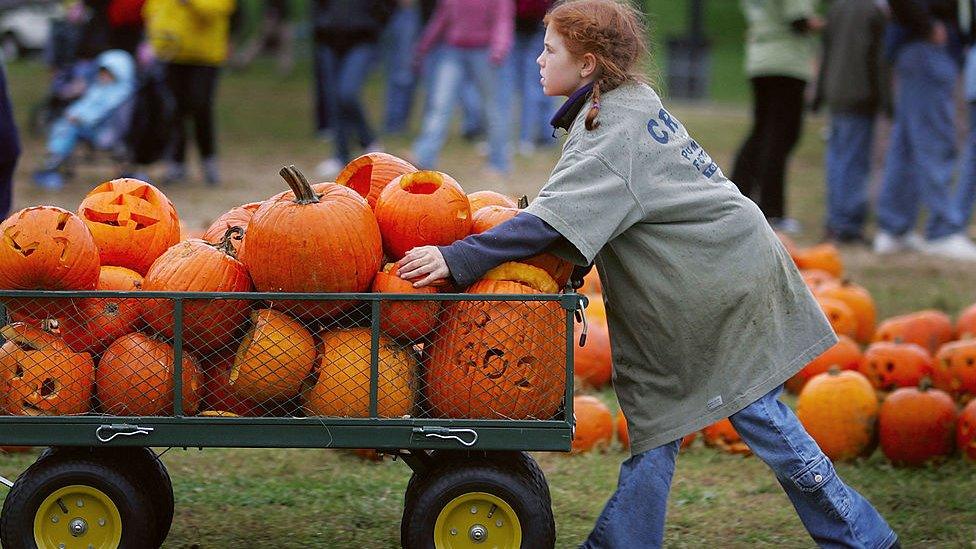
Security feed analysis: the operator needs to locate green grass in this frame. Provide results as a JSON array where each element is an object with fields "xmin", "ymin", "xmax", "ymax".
[{"xmin": 1, "ymin": 20, "xmax": 975, "ymax": 547}]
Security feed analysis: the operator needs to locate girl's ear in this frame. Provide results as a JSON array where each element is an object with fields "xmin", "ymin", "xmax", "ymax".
[{"xmin": 580, "ymin": 52, "xmax": 598, "ymax": 80}]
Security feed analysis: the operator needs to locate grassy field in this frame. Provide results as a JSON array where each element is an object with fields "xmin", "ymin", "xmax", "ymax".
[{"xmin": 1, "ymin": 11, "xmax": 975, "ymax": 546}]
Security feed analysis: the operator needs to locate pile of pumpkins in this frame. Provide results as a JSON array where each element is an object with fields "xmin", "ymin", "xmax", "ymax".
[
  {"xmin": 567, "ymin": 236, "xmax": 976, "ymax": 466},
  {"xmin": 0, "ymin": 153, "xmax": 575, "ymax": 421}
]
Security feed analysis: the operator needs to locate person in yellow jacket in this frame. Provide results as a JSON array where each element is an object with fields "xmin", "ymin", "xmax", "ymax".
[{"xmin": 144, "ymin": 0, "xmax": 236, "ymax": 185}]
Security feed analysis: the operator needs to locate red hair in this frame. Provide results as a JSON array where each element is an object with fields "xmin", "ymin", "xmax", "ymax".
[{"xmin": 544, "ymin": 0, "xmax": 649, "ymax": 130}]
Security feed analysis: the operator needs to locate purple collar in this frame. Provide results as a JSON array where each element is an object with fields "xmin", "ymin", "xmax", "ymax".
[{"xmin": 550, "ymin": 82, "xmax": 595, "ymax": 132}]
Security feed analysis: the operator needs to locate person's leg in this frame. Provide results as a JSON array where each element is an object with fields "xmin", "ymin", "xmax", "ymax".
[
  {"xmin": 755, "ymin": 76, "xmax": 806, "ymax": 220},
  {"xmin": 313, "ymin": 44, "xmax": 332, "ymax": 137},
  {"xmin": 825, "ymin": 113, "xmax": 874, "ymax": 239},
  {"xmin": 468, "ymin": 49, "xmax": 512, "ymax": 173},
  {"xmin": 163, "ymin": 63, "xmax": 189, "ymax": 177},
  {"xmin": 382, "ymin": 4, "xmax": 420, "ymax": 133},
  {"xmin": 580, "ymin": 440, "xmax": 681, "ymax": 549},
  {"xmin": 413, "ymin": 47, "xmax": 465, "ymax": 169},
  {"xmin": 731, "ymin": 77, "xmax": 767, "ymax": 203},
  {"xmin": 957, "ymin": 103, "xmax": 976, "ymax": 227},
  {"xmin": 730, "ymin": 386, "xmax": 897, "ymax": 548},
  {"xmin": 336, "ymin": 42, "xmax": 379, "ymax": 156},
  {"xmin": 184, "ymin": 65, "xmax": 220, "ymax": 183},
  {"xmin": 525, "ymin": 28, "xmax": 557, "ymax": 146},
  {"xmin": 460, "ymin": 75, "xmax": 485, "ymax": 139}
]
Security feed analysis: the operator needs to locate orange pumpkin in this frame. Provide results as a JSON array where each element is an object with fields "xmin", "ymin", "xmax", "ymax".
[
  {"xmin": 861, "ymin": 341, "xmax": 934, "ymax": 391},
  {"xmin": 0, "ymin": 323, "xmax": 94, "ymax": 416},
  {"xmin": 956, "ymin": 303, "xmax": 976, "ymax": 339},
  {"xmin": 59, "ymin": 266, "xmax": 144, "ymax": 355},
  {"xmin": 335, "ymin": 152, "xmax": 417, "ymax": 209},
  {"xmin": 97, "ymin": 332, "xmax": 201, "ymax": 415},
  {"xmin": 199, "ymin": 353, "xmax": 262, "ymax": 417},
  {"xmin": 374, "ymin": 170, "xmax": 472, "ymax": 260},
  {"xmin": 427, "ymin": 262, "xmax": 565, "ymax": 419},
  {"xmin": 371, "ymin": 263, "xmax": 439, "ymax": 341},
  {"xmin": 575, "ymin": 313, "xmax": 611, "ymax": 388},
  {"xmin": 957, "ymin": 399, "xmax": 976, "ymax": 462},
  {"xmin": 878, "ymin": 381, "xmax": 957, "ymax": 466},
  {"xmin": 241, "ymin": 166, "xmax": 383, "ymax": 321},
  {"xmin": 469, "ymin": 204, "xmax": 573, "ymax": 287},
  {"xmin": 797, "ymin": 369, "xmax": 878, "ymax": 461},
  {"xmin": 800, "ymin": 269, "xmax": 840, "ymax": 293},
  {"xmin": 304, "ymin": 328, "xmax": 418, "ymax": 417},
  {"xmin": 580, "ymin": 269, "xmax": 602, "ymax": 296},
  {"xmin": 467, "ymin": 190, "xmax": 517, "ymax": 213},
  {"xmin": 816, "ymin": 296, "xmax": 858, "ymax": 339},
  {"xmin": 0, "ymin": 206, "xmax": 100, "ymax": 318},
  {"xmin": 816, "ymin": 281, "xmax": 876, "ymax": 343},
  {"xmin": 142, "ymin": 228, "xmax": 253, "ymax": 353},
  {"xmin": 229, "ymin": 309, "xmax": 317, "ymax": 402},
  {"xmin": 933, "ymin": 340, "xmax": 976, "ymax": 399},
  {"xmin": 873, "ymin": 310, "xmax": 955, "ymax": 355},
  {"xmin": 202, "ymin": 201, "xmax": 263, "ymax": 255},
  {"xmin": 702, "ymin": 418, "xmax": 751, "ymax": 455},
  {"xmin": 77, "ymin": 178, "xmax": 180, "ymax": 274},
  {"xmin": 616, "ymin": 410, "xmax": 629, "ymax": 449},
  {"xmin": 794, "ymin": 243, "xmax": 843, "ymax": 278},
  {"xmin": 571, "ymin": 395, "xmax": 613, "ymax": 453},
  {"xmin": 785, "ymin": 335, "xmax": 862, "ymax": 394}
]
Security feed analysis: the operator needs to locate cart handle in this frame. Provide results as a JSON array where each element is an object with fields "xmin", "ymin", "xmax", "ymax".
[
  {"xmin": 96, "ymin": 424, "xmax": 155, "ymax": 444},
  {"xmin": 412, "ymin": 426, "xmax": 479, "ymax": 447}
]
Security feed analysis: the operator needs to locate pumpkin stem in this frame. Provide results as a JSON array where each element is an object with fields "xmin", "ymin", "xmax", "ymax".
[
  {"xmin": 279, "ymin": 165, "xmax": 320, "ymax": 204},
  {"xmin": 517, "ymin": 195, "xmax": 529, "ymax": 209},
  {"xmin": 827, "ymin": 365, "xmax": 841, "ymax": 376},
  {"xmin": 919, "ymin": 376, "xmax": 933, "ymax": 392},
  {"xmin": 215, "ymin": 226, "xmax": 245, "ymax": 257}
]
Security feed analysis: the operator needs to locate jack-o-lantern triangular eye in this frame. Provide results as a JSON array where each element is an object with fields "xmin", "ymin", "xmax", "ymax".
[
  {"xmin": 127, "ymin": 184, "xmax": 154, "ymax": 201},
  {"xmin": 3, "ymin": 228, "xmax": 39, "ymax": 257},
  {"xmin": 128, "ymin": 212, "xmax": 160, "ymax": 230},
  {"xmin": 111, "ymin": 193, "xmax": 127, "ymax": 206}
]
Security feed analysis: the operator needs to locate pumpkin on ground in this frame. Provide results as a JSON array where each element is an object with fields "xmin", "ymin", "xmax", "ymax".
[
  {"xmin": 873, "ymin": 310, "xmax": 955, "ymax": 355},
  {"xmin": 229, "ymin": 309, "xmax": 317, "ymax": 402},
  {"xmin": 77, "ymin": 178, "xmax": 180, "ymax": 274},
  {"xmin": 374, "ymin": 170, "xmax": 472, "ymax": 260},
  {"xmin": 467, "ymin": 190, "xmax": 516, "ymax": 213},
  {"xmin": 794, "ymin": 243, "xmax": 843, "ymax": 278},
  {"xmin": 0, "ymin": 323, "xmax": 94, "ymax": 416},
  {"xmin": 58, "ymin": 266, "xmax": 144, "ymax": 355},
  {"xmin": 0, "ymin": 206, "xmax": 100, "ymax": 318},
  {"xmin": 933, "ymin": 340, "xmax": 976, "ymax": 400},
  {"xmin": 957, "ymin": 399, "xmax": 976, "ymax": 462},
  {"xmin": 202, "ymin": 201, "xmax": 263, "ymax": 255},
  {"xmin": 797, "ymin": 369, "xmax": 879, "ymax": 461},
  {"xmin": 571, "ymin": 395, "xmax": 613, "ymax": 453},
  {"xmin": 800, "ymin": 269, "xmax": 840, "ymax": 293},
  {"xmin": 335, "ymin": 152, "xmax": 417, "ymax": 209},
  {"xmin": 580, "ymin": 268, "xmax": 602, "ymax": 296},
  {"xmin": 785, "ymin": 335, "xmax": 862, "ymax": 394},
  {"xmin": 371, "ymin": 263, "xmax": 440, "ymax": 341},
  {"xmin": 426, "ymin": 262, "xmax": 565, "ymax": 419},
  {"xmin": 878, "ymin": 381, "xmax": 957, "ymax": 466},
  {"xmin": 816, "ymin": 281, "xmax": 876, "ymax": 343},
  {"xmin": 575, "ymin": 306, "xmax": 611, "ymax": 388},
  {"xmin": 241, "ymin": 166, "xmax": 383, "ymax": 320},
  {"xmin": 304, "ymin": 328, "xmax": 418, "ymax": 417},
  {"xmin": 616, "ymin": 410, "xmax": 629, "ymax": 449},
  {"xmin": 702, "ymin": 418, "xmax": 751, "ymax": 455},
  {"xmin": 142, "ymin": 227, "xmax": 253, "ymax": 353},
  {"xmin": 816, "ymin": 296, "xmax": 858, "ymax": 339},
  {"xmin": 97, "ymin": 332, "xmax": 201, "ymax": 416},
  {"xmin": 860, "ymin": 341, "xmax": 934, "ymax": 392},
  {"xmin": 956, "ymin": 303, "xmax": 976, "ymax": 339}
]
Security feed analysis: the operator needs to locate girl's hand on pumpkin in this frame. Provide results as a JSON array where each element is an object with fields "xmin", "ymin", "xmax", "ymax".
[{"xmin": 397, "ymin": 246, "xmax": 450, "ymax": 288}]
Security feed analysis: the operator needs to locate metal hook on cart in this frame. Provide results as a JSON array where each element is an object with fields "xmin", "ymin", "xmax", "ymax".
[
  {"xmin": 96, "ymin": 424, "xmax": 155, "ymax": 444},
  {"xmin": 575, "ymin": 294, "xmax": 589, "ymax": 347},
  {"xmin": 412, "ymin": 426, "xmax": 479, "ymax": 447}
]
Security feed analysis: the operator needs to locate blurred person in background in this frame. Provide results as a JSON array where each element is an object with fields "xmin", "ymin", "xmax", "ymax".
[
  {"xmin": 144, "ymin": 0, "xmax": 236, "ymax": 185},
  {"xmin": 312, "ymin": 0, "xmax": 395, "ymax": 178},
  {"xmin": 951, "ymin": 1, "xmax": 976, "ymax": 238},
  {"xmin": 508, "ymin": 0, "xmax": 556, "ymax": 155},
  {"xmin": 411, "ymin": 0, "xmax": 515, "ymax": 177},
  {"xmin": 874, "ymin": 0, "xmax": 976, "ymax": 259},
  {"xmin": 812, "ymin": 0, "xmax": 890, "ymax": 245},
  {"xmin": 231, "ymin": 0, "xmax": 295, "ymax": 75},
  {"xmin": 732, "ymin": 0, "xmax": 823, "ymax": 234},
  {"xmin": 0, "ymin": 59, "xmax": 19, "ymax": 220}
]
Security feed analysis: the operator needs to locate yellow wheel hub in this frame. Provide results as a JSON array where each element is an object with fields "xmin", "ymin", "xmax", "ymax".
[
  {"xmin": 434, "ymin": 491, "xmax": 521, "ymax": 548},
  {"xmin": 33, "ymin": 485, "xmax": 122, "ymax": 549}
]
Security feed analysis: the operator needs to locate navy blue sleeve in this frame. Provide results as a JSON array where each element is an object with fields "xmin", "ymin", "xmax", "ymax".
[{"xmin": 438, "ymin": 212, "xmax": 563, "ymax": 288}]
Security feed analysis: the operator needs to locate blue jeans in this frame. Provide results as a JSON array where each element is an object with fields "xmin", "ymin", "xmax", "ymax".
[
  {"xmin": 878, "ymin": 42, "xmax": 961, "ymax": 239},
  {"xmin": 422, "ymin": 47, "xmax": 484, "ymax": 137},
  {"xmin": 317, "ymin": 43, "xmax": 379, "ymax": 163},
  {"xmin": 382, "ymin": 5, "xmax": 421, "ymax": 133},
  {"xmin": 502, "ymin": 29, "xmax": 556, "ymax": 146},
  {"xmin": 0, "ymin": 62, "xmax": 18, "ymax": 219},
  {"xmin": 957, "ymin": 48, "xmax": 976, "ymax": 226},
  {"xmin": 413, "ymin": 47, "xmax": 511, "ymax": 172},
  {"xmin": 825, "ymin": 113, "xmax": 874, "ymax": 238},
  {"xmin": 581, "ymin": 386, "xmax": 897, "ymax": 549}
]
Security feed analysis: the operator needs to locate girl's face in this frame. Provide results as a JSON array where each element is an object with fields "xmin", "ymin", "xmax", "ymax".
[{"xmin": 537, "ymin": 27, "xmax": 588, "ymax": 97}]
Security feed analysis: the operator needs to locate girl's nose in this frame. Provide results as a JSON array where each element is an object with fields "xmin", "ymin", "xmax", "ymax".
[{"xmin": 536, "ymin": 52, "xmax": 544, "ymax": 66}]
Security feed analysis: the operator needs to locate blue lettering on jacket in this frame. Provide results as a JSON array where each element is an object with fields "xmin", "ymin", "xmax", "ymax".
[{"xmin": 648, "ymin": 108, "xmax": 719, "ymax": 180}]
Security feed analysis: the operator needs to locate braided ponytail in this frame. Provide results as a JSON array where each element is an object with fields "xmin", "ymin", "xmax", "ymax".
[{"xmin": 585, "ymin": 80, "xmax": 602, "ymax": 131}]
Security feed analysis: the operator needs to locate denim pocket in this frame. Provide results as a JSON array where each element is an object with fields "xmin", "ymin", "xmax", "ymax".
[{"xmin": 789, "ymin": 455, "xmax": 853, "ymax": 520}]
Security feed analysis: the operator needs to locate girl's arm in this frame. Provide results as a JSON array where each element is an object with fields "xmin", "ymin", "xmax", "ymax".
[
  {"xmin": 414, "ymin": 0, "xmax": 449, "ymax": 63},
  {"xmin": 489, "ymin": 0, "xmax": 515, "ymax": 65},
  {"xmin": 398, "ymin": 212, "xmax": 563, "ymax": 288}
]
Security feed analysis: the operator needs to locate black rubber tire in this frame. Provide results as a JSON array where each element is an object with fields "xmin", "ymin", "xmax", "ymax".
[
  {"xmin": 36, "ymin": 447, "xmax": 174, "ymax": 548},
  {"xmin": 0, "ymin": 457, "xmax": 152, "ymax": 549},
  {"xmin": 401, "ymin": 451, "xmax": 555, "ymax": 549}
]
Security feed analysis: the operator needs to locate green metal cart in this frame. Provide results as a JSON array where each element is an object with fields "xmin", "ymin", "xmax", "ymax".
[{"xmin": 0, "ymin": 288, "xmax": 587, "ymax": 549}]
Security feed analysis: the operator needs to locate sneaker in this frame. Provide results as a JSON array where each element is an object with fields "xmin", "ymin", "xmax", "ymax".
[
  {"xmin": 767, "ymin": 217, "xmax": 803, "ymax": 234},
  {"xmin": 202, "ymin": 158, "xmax": 220, "ymax": 186},
  {"xmin": 873, "ymin": 230, "xmax": 924, "ymax": 255},
  {"xmin": 315, "ymin": 157, "xmax": 344, "ymax": 179},
  {"xmin": 920, "ymin": 233, "xmax": 976, "ymax": 261},
  {"xmin": 161, "ymin": 162, "xmax": 186, "ymax": 185}
]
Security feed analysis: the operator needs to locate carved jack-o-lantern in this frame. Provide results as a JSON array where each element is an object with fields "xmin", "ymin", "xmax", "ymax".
[
  {"xmin": 0, "ymin": 323, "xmax": 94, "ymax": 416},
  {"xmin": 78, "ymin": 178, "xmax": 181, "ymax": 274},
  {"xmin": 427, "ymin": 262, "xmax": 565, "ymax": 419}
]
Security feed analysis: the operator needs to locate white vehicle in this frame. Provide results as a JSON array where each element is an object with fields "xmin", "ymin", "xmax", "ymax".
[{"xmin": 0, "ymin": 1, "xmax": 60, "ymax": 61}]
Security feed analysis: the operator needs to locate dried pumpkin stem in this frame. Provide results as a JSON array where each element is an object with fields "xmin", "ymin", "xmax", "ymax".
[
  {"xmin": 215, "ymin": 226, "xmax": 245, "ymax": 257},
  {"xmin": 279, "ymin": 165, "xmax": 319, "ymax": 204},
  {"xmin": 517, "ymin": 195, "xmax": 529, "ymax": 209}
]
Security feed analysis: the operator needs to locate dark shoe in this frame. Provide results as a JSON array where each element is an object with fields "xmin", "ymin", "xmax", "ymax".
[{"xmin": 823, "ymin": 228, "xmax": 870, "ymax": 247}]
